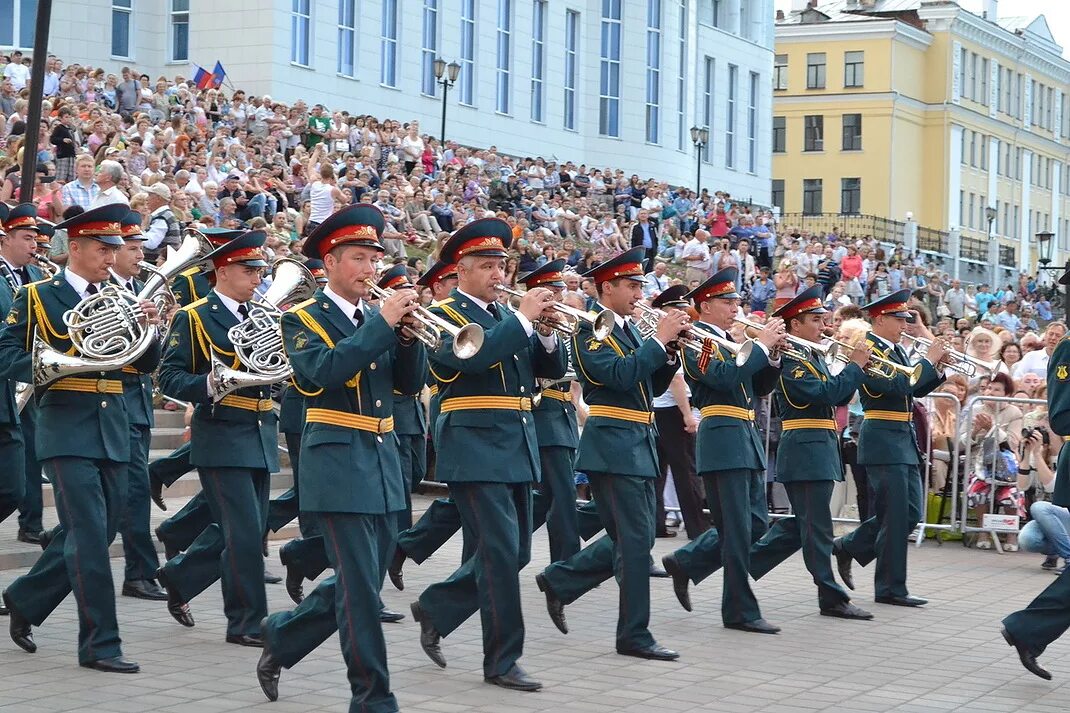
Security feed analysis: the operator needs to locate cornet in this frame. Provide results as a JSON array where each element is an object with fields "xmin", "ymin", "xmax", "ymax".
[
  {"xmin": 825, "ymin": 338, "xmax": 922, "ymax": 385},
  {"xmin": 495, "ymin": 284, "xmax": 614, "ymax": 340},
  {"xmin": 634, "ymin": 304, "xmax": 754, "ymax": 366},
  {"xmin": 363, "ymin": 280, "xmax": 484, "ymax": 359},
  {"xmin": 901, "ymin": 334, "xmax": 997, "ymax": 377}
]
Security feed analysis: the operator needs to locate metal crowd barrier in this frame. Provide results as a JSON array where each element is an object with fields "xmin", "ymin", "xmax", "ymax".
[
  {"xmin": 915, "ymin": 391, "xmax": 962, "ymax": 546},
  {"xmin": 958, "ymin": 395, "xmax": 1045, "ymax": 553}
]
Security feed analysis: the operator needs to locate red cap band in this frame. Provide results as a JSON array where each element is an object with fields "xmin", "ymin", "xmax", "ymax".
[
  {"xmin": 779, "ymin": 297, "xmax": 823, "ymax": 320},
  {"xmin": 695, "ymin": 281, "xmax": 737, "ymax": 303},
  {"xmin": 869, "ymin": 301, "xmax": 908, "ymax": 317},
  {"xmin": 322, "ymin": 224, "xmax": 381, "ymax": 253},
  {"xmin": 5, "ymin": 216, "xmax": 37, "ymax": 230},
  {"xmin": 212, "ymin": 246, "xmax": 265, "ymax": 268},
  {"xmin": 526, "ymin": 271, "xmax": 564, "ymax": 287},
  {"xmin": 591, "ymin": 261, "xmax": 643, "ymax": 284}
]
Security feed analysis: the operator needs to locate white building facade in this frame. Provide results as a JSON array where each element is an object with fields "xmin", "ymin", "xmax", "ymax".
[{"xmin": 5, "ymin": 0, "xmax": 773, "ymax": 200}]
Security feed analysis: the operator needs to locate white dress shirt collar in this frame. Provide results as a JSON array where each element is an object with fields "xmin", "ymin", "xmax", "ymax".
[
  {"xmin": 215, "ymin": 290, "xmax": 248, "ymax": 322},
  {"xmin": 323, "ymin": 284, "xmax": 365, "ymax": 321},
  {"xmin": 63, "ymin": 269, "xmax": 100, "ymax": 299}
]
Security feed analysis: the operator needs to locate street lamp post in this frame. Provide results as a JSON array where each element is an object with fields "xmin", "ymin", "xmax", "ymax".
[
  {"xmin": 985, "ymin": 206, "xmax": 997, "ymax": 289},
  {"xmin": 689, "ymin": 126, "xmax": 709, "ymax": 197},
  {"xmin": 433, "ymin": 58, "xmax": 462, "ymax": 145},
  {"xmin": 1034, "ymin": 231, "xmax": 1070, "ymax": 319}
]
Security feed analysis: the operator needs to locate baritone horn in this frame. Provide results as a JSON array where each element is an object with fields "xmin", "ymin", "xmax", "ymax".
[
  {"xmin": 901, "ymin": 334, "xmax": 996, "ymax": 377},
  {"xmin": 494, "ymin": 284, "xmax": 615, "ymax": 340},
  {"xmin": 363, "ymin": 280, "xmax": 484, "ymax": 359}
]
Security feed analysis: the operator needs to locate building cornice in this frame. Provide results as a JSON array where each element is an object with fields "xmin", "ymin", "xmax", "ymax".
[{"xmin": 776, "ymin": 18, "xmax": 932, "ymax": 52}]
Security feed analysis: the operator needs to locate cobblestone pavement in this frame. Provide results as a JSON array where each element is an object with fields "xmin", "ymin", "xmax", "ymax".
[{"xmin": 1, "ymin": 502, "xmax": 1069, "ymax": 713}]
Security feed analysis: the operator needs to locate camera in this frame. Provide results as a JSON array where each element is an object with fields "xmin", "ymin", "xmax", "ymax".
[{"xmin": 1021, "ymin": 427, "xmax": 1050, "ymax": 446}]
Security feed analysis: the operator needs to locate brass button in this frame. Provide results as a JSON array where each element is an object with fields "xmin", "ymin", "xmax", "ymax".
[
  {"xmin": 96, "ymin": 379, "xmax": 109, "ymax": 393},
  {"xmin": 375, "ymin": 399, "xmax": 382, "ymax": 407},
  {"xmin": 370, "ymin": 362, "xmax": 377, "ymax": 370}
]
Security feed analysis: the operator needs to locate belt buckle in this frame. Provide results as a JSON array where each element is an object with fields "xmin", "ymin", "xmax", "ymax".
[
  {"xmin": 377, "ymin": 419, "xmax": 388, "ymax": 435},
  {"xmin": 95, "ymin": 379, "xmax": 109, "ymax": 394},
  {"xmin": 258, "ymin": 399, "xmax": 273, "ymax": 412}
]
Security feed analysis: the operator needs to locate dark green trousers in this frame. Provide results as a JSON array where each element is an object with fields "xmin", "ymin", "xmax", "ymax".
[
  {"xmin": 418, "ymin": 482, "xmax": 532, "ymax": 677},
  {"xmin": 17, "ymin": 406, "xmax": 42, "ymax": 533},
  {"xmin": 159, "ymin": 467, "xmax": 269, "ymax": 636},
  {"xmin": 1003, "ymin": 567, "xmax": 1070, "ymax": 656},
  {"xmin": 395, "ymin": 497, "xmax": 466, "ymax": 565},
  {"xmin": 0, "ymin": 423, "xmax": 25, "ymax": 525},
  {"xmin": 264, "ymin": 512, "xmax": 399, "ymax": 713},
  {"xmin": 119, "ymin": 424, "xmax": 160, "ymax": 582},
  {"xmin": 7, "ymin": 457, "xmax": 126, "ymax": 664},
  {"xmin": 837, "ymin": 464, "xmax": 922, "ymax": 599},
  {"xmin": 532, "ymin": 446, "xmax": 580, "ymax": 563},
  {"xmin": 749, "ymin": 480, "xmax": 848, "ymax": 610},
  {"xmin": 540, "ymin": 473, "xmax": 656, "ymax": 651},
  {"xmin": 149, "ymin": 441, "xmax": 193, "ymax": 488},
  {"xmin": 396, "ymin": 433, "xmax": 426, "ymax": 531}
]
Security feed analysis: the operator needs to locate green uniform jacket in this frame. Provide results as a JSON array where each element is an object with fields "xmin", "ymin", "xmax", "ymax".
[
  {"xmin": 392, "ymin": 352, "xmax": 428, "ymax": 437},
  {"xmin": 159, "ymin": 291, "xmax": 279, "ymax": 471},
  {"xmin": 280, "ymin": 289, "xmax": 426, "ymax": 514},
  {"xmin": 428, "ymin": 290, "xmax": 567, "ymax": 484},
  {"xmin": 0, "ymin": 264, "xmax": 43, "ymax": 427},
  {"xmin": 572, "ymin": 309, "xmax": 676, "ymax": 477},
  {"xmin": 856, "ymin": 331, "xmax": 943, "ymax": 466},
  {"xmin": 0, "ymin": 270, "xmax": 160, "ymax": 461},
  {"xmin": 278, "ymin": 382, "xmax": 305, "ymax": 435},
  {"xmin": 682, "ymin": 321, "xmax": 778, "ymax": 474},
  {"xmin": 533, "ymin": 379, "xmax": 579, "ymax": 449},
  {"xmin": 774, "ymin": 353, "xmax": 864, "ymax": 483},
  {"xmin": 1045, "ymin": 338, "xmax": 1070, "ymax": 507},
  {"xmin": 172, "ymin": 267, "xmax": 211, "ymax": 307}
]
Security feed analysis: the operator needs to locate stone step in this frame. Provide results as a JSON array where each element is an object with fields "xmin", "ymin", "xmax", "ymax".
[
  {"xmin": 151, "ymin": 408, "xmax": 188, "ymax": 429},
  {"xmin": 148, "ymin": 427, "xmax": 189, "ymax": 451}
]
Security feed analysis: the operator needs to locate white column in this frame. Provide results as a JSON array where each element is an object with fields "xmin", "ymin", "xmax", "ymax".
[
  {"xmin": 1020, "ymin": 151, "xmax": 1033, "ymax": 277},
  {"xmin": 948, "ymin": 124, "xmax": 963, "ymax": 228},
  {"xmin": 1052, "ymin": 166, "xmax": 1062, "ymax": 265},
  {"xmin": 987, "ymin": 137, "xmax": 998, "ymax": 213}
]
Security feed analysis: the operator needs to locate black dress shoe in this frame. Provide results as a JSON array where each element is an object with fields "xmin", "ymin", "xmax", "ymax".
[
  {"xmin": 875, "ymin": 595, "xmax": 927, "ymax": 607},
  {"xmin": 832, "ymin": 537, "xmax": 854, "ymax": 591},
  {"xmin": 725, "ymin": 618, "xmax": 781, "ymax": 635},
  {"xmin": 618, "ymin": 643, "xmax": 680, "ymax": 661},
  {"xmin": 655, "ymin": 530, "xmax": 678, "ymax": 538},
  {"xmin": 16, "ymin": 529, "xmax": 42, "ymax": 545},
  {"xmin": 410, "ymin": 601, "xmax": 446, "ymax": 668},
  {"xmin": 1002, "ymin": 624, "xmax": 1052, "ymax": 680},
  {"xmin": 263, "ymin": 570, "xmax": 282, "ymax": 585},
  {"xmin": 388, "ymin": 549, "xmax": 405, "ymax": 591},
  {"xmin": 820, "ymin": 602, "xmax": 874, "ymax": 620},
  {"xmin": 226, "ymin": 633, "xmax": 264, "ymax": 647},
  {"xmin": 649, "ymin": 565, "xmax": 669, "ymax": 578},
  {"xmin": 284, "ymin": 564, "xmax": 304, "ymax": 604},
  {"xmin": 4, "ymin": 592, "xmax": 35, "ymax": 653},
  {"xmin": 256, "ymin": 617, "xmax": 281, "ymax": 700},
  {"xmin": 150, "ymin": 477, "xmax": 167, "ymax": 511},
  {"xmin": 37, "ymin": 528, "xmax": 53, "ymax": 551},
  {"xmin": 155, "ymin": 526, "xmax": 179, "ymax": 561},
  {"xmin": 156, "ymin": 568, "xmax": 195, "ymax": 627},
  {"xmin": 379, "ymin": 608, "xmax": 405, "ymax": 623},
  {"xmin": 662, "ymin": 554, "xmax": 692, "ymax": 612},
  {"xmin": 485, "ymin": 663, "xmax": 542, "ymax": 691},
  {"xmin": 80, "ymin": 656, "xmax": 139, "ymax": 673},
  {"xmin": 535, "ymin": 573, "xmax": 567, "ymax": 634},
  {"xmin": 122, "ymin": 579, "xmax": 168, "ymax": 601}
]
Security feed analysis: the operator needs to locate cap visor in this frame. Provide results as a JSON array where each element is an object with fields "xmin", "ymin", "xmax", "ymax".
[
  {"xmin": 87, "ymin": 235, "xmax": 125, "ymax": 246},
  {"xmin": 622, "ymin": 275, "xmax": 646, "ymax": 283},
  {"xmin": 236, "ymin": 258, "xmax": 270, "ymax": 268}
]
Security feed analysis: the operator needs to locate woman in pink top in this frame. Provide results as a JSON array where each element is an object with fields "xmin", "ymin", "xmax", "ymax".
[
  {"xmin": 772, "ymin": 259, "xmax": 799, "ymax": 310},
  {"xmin": 708, "ymin": 204, "xmax": 730, "ymax": 238}
]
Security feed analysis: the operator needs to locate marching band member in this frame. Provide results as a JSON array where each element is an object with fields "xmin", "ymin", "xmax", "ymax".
[
  {"xmin": 832, "ymin": 289, "xmax": 946, "ymax": 607},
  {"xmin": 747, "ymin": 285, "xmax": 873, "ymax": 620},
  {"xmin": 411, "ymin": 218, "xmax": 566, "ymax": 691},
  {"xmin": 156, "ymin": 230, "xmax": 279, "ymax": 644},
  {"xmin": 661, "ymin": 267, "xmax": 783, "ymax": 634},
  {"xmin": 257, "ymin": 204, "xmax": 424, "ymax": 711},
  {"xmin": 535, "ymin": 246, "xmax": 685, "ymax": 661},
  {"xmin": 0, "ymin": 204, "xmax": 160, "ymax": 672},
  {"xmin": 110, "ymin": 211, "xmax": 167, "ymax": 601}
]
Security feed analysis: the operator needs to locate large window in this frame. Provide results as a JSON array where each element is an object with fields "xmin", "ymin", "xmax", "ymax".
[
  {"xmin": 170, "ymin": 0, "xmax": 189, "ymax": 63},
  {"xmin": 599, "ymin": 0, "xmax": 622, "ymax": 137},
  {"xmin": 564, "ymin": 10, "xmax": 579, "ymax": 131},
  {"xmin": 747, "ymin": 72, "xmax": 758, "ymax": 172},
  {"xmin": 803, "ymin": 115, "xmax": 823, "ymax": 152},
  {"xmin": 495, "ymin": 0, "xmax": 512, "ymax": 114},
  {"xmin": 771, "ymin": 179, "xmax": 785, "ymax": 211},
  {"xmin": 291, "ymin": 0, "xmax": 310, "ymax": 66},
  {"xmin": 420, "ymin": 0, "xmax": 438, "ymax": 95},
  {"xmin": 842, "ymin": 113, "xmax": 862, "ymax": 151},
  {"xmin": 459, "ymin": 0, "xmax": 475, "ymax": 105},
  {"xmin": 803, "ymin": 179, "xmax": 823, "ymax": 215},
  {"xmin": 645, "ymin": 0, "xmax": 662, "ymax": 143},
  {"xmin": 841, "ymin": 178, "xmax": 861, "ymax": 214},
  {"xmin": 2, "ymin": 0, "xmax": 38, "ymax": 49},
  {"xmin": 337, "ymin": 0, "xmax": 357, "ymax": 77},
  {"xmin": 379, "ymin": 0, "xmax": 398, "ymax": 86},
  {"xmin": 676, "ymin": 0, "xmax": 687, "ymax": 150},
  {"xmin": 806, "ymin": 52, "xmax": 826, "ymax": 89},
  {"xmin": 701, "ymin": 56, "xmax": 713, "ymax": 163},
  {"xmin": 112, "ymin": 0, "xmax": 133, "ymax": 58},
  {"xmin": 844, "ymin": 51, "xmax": 863, "ymax": 87},
  {"xmin": 773, "ymin": 54, "xmax": 788, "ymax": 91},
  {"xmin": 772, "ymin": 116, "xmax": 785, "ymax": 153},
  {"xmin": 530, "ymin": 0, "xmax": 546, "ymax": 121},
  {"xmin": 726, "ymin": 64, "xmax": 737, "ymax": 169}
]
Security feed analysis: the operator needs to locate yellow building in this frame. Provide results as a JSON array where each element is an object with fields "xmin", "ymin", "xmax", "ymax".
[{"xmin": 773, "ymin": 0, "xmax": 1070, "ymax": 286}]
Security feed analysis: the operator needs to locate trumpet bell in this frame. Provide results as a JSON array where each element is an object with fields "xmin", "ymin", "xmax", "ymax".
[
  {"xmin": 452, "ymin": 323, "xmax": 484, "ymax": 359},
  {"xmin": 592, "ymin": 310, "xmax": 615, "ymax": 341},
  {"xmin": 735, "ymin": 339, "xmax": 754, "ymax": 366}
]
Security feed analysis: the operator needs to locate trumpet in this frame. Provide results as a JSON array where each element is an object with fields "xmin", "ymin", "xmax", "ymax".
[
  {"xmin": 634, "ymin": 304, "xmax": 754, "ymax": 366},
  {"xmin": 825, "ymin": 338, "xmax": 922, "ymax": 385},
  {"xmin": 901, "ymin": 334, "xmax": 997, "ymax": 377},
  {"xmin": 733, "ymin": 316, "xmax": 833, "ymax": 361},
  {"xmin": 495, "ymin": 284, "xmax": 615, "ymax": 340},
  {"xmin": 531, "ymin": 369, "xmax": 577, "ymax": 407},
  {"xmin": 363, "ymin": 280, "xmax": 484, "ymax": 359}
]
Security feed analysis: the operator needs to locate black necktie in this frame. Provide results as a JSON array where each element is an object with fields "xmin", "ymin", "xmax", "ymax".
[
  {"xmin": 237, "ymin": 303, "xmax": 249, "ymax": 320},
  {"xmin": 487, "ymin": 302, "xmax": 501, "ymax": 322},
  {"xmin": 86, "ymin": 283, "xmax": 99, "ymax": 296},
  {"xmin": 353, "ymin": 309, "xmax": 364, "ymax": 328},
  {"xmin": 16, "ymin": 267, "xmax": 28, "ymax": 285}
]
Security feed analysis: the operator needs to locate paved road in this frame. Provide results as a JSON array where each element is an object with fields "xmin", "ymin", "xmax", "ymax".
[{"xmin": 0, "ymin": 504, "xmax": 1068, "ymax": 712}]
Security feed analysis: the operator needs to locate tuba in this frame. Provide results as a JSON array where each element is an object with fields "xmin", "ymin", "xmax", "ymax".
[
  {"xmin": 209, "ymin": 258, "xmax": 317, "ymax": 400},
  {"xmin": 32, "ymin": 231, "xmax": 213, "ymax": 386}
]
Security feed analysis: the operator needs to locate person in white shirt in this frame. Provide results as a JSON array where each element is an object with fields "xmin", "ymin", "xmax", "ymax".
[
  {"xmin": 643, "ymin": 262, "xmax": 670, "ymax": 299},
  {"xmin": 3, "ymin": 53, "xmax": 30, "ymax": 91},
  {"xmin": 90, "ymin": 160, "xmax": 130, "ymax": 209},
  {"xmin": 681, "ymin": 230, "xmax": 711, "ymax": 284},
  {"xmin": 1013, "ymin": 323, "xmax": 1067, "ymax": 380}
]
